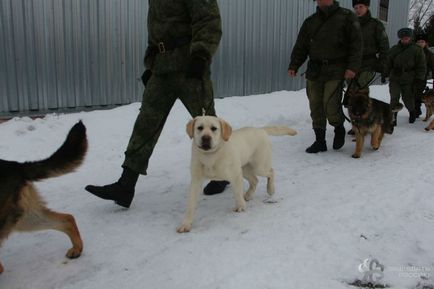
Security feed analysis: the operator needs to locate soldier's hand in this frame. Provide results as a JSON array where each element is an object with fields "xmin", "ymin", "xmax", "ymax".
[
  {"xmin": 288, "ymin": 69, "xmax": 296, "ymax": 77},
  {"xmin": 381, "ymin": 75, "xmax": 387, "ymax": 84},
  {"xmin": 141, "ymin": 69, "xmax": 152, "ymax": 87},
  {"xmin": 188, "ymin": 53, "xmax": 208, "ymax": 79},
  {"xmin": 344, "ymin": 69, "xmax": 356, "ymax": 80}
]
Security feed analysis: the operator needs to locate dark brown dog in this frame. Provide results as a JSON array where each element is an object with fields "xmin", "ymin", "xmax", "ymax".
[
  {"xmin": 421, "ymin": 87, "xmax": 434, "ymax": 122},
  {"xmin": 347, "ymin": 88, "xmax": 402, "ymax": 158},
  {"xmin": 0, "ymin": 121, "xmax": 87, "ymax": 274},
  {"xmin": 425, "ymin": 119, "xmax": 434, "ymax": 131}
]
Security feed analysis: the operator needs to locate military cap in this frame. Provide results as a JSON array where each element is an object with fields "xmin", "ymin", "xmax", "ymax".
[
  {"xmin": 352, "ymin": 0, "xmax": 370, "ymax": 6},
  {"xmin": 397, "ymin": 28, "xmax": 414, "ymax": 39},
  {"xmin": 415, "ymin": 32, "xmax": 428, "ymax": 42}
]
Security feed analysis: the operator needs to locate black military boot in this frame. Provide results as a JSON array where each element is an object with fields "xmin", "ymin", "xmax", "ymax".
[
  {"xmin": 415, "ymin": 97, "xmax": 422, "ymax": 118},
  {"xmin": 409, "ymin": 111, "xmax": 416, "ymax": 123},
  {"xmin": 203, "ymin": 181, "xmax": 229, "ymax": 195},
  {"xmin": 306, "ymin": 128, "xmax": 327, "ymax": 153},
  {"xmin": 415, "ymin": 105, "xmax": 422, "ymax": 118},
  {"xmin": 85, "ymin": 167, "xmax": 139, "ymax": 208},
  {"xmin": 392, "ymin": 112, "xmax": 398, "ymax": 126},
  {"xmin": 333, "ymin": 125, "xmax": 346, "ymax": 150}
]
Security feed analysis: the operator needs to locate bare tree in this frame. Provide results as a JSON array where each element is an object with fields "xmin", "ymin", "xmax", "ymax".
[{"xmin": 409, "ymin": 0, "xmax": 434, "ymax": 30}]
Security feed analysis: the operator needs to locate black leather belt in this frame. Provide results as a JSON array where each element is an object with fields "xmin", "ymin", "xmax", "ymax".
[
  {"xmin": 311, "ymin": 56, "xmax": 347, "ymax": 66},
  {"xmin": 149, "ymin": 36, "xmax": 191, "ymax": 54}
]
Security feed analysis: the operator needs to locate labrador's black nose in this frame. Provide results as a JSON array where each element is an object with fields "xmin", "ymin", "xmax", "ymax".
[{"xmin": 201, "ymin": 135, "xmax": 212, "ymax": 150}]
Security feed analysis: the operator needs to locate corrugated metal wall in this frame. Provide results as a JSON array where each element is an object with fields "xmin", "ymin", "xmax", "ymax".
[
  {"xmin": 0, "ymin": 0, "xmax": 148, "ymax": 115},
  {"xmin": 0, "ymin": 0, "xmax": 410, "ymax": 116}
]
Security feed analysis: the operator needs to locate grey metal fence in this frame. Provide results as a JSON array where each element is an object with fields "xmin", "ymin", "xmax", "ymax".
[{"xmin": 0, "ymin": 0, "xmax": 410, "ymax": 116}]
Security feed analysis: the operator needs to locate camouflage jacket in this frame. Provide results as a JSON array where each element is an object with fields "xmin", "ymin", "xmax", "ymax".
[
  {"xmin": 358, "ymin": 11, "xmax": 389, "ymax": 74},
  {"xmin": 144, "ymin": 0, "xmax": 222, "ymax": 75},
  {"xmin": 288, "ymin": 1, "xmax": 362, "ymax": 81},
  {"xmin": 386, "ymin": 42, "xmax": 426, "ymax": 84},
  {"xmin": 423, "ymin": 47, "xmax": 434, "ymax": 80}
]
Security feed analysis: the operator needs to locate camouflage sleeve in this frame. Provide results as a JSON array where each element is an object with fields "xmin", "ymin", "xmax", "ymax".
[
  {"xmin": 429, "ymin": 51, "xmax": 434, "ymax": 78},
  {"xmin": 288, "ymin": 21, "xmax": 309, "ymax": 72},
  {"xmin": 345, "ymin": 12, "xmax": 362, "ymax": 73},
  {"xmin": 185, "ymin": 0, "xmax": 222, "ymax": 60},
  {"xmin": 385, "ymin": 46, "xmax": 399, "ymax": 77},
  {"xmin": 415, "ymin": 47, "xmax": 427, "ymax": 81},
  {"xmin": 375, "ymin": 20, "xmax": 390, "ymax": 74},
  {"xmin": 144, "ymin": 39, "xmax": 155, "ymax": 70}
]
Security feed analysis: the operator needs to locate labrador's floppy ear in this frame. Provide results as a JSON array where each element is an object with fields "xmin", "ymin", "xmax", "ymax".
[
  {"xmin": 219, "ymin": 118, "xmax": 232, "ymax": 141},
  {"xmin": 186, "ymin": 118, "xmax": 196, "ymax": 139}
]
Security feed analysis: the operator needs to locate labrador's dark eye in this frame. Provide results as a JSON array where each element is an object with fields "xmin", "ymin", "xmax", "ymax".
[
  {"xmin": 211, "ymin": 126, "xmax": 217, "ymax": 132},
  {"xmin": 197, "ymin": 126, "xmax": 204, "ymax": 131}
]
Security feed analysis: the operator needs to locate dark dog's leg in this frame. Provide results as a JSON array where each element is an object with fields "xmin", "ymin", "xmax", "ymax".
[
  {"xmin": 15, "ymin": 208, "xmax": 83, "ymax": 259},
  {"xmin": 378, "ymin": 129, "xmax": 385, "ymax": 147},
  {"xmin": 371, "ymin": 125, "xmax": 382, "ymax": 150},
  {"xmin": 352, "ymin": 132, "xmax": 365, "ymax": 158},
  {"xmin": 425, "ymin": 119, "xmax": 434, "ymax": 131},
  {"xmin": 423, "ymin": 106, "xmax": 429, "ymax": 121}
]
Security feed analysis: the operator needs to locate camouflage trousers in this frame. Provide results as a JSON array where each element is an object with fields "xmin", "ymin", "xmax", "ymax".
[
  {"xmin": 306, "ymin": 79, "xmax": 345, "ymax": 129},
  {"xmin": 352, "ymin": 70, "xmax": 376, "ymax": 91},
  {"xmin": 389, "ymin": 80, "xmax": 415, "ymax": 112},
  {"xmin": 122, "ymin": 72, "xmax": 216, "ymax": 175}
]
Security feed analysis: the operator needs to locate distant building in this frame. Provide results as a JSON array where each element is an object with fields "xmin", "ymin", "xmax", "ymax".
[{"xmin": 0, "ymin": 0, "xmax": 410, "ymax": 116}]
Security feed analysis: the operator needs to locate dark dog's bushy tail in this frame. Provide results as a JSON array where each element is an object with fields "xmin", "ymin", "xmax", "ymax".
[{"xmin": 20, "ymin": 121, "xmax": 88, "ymax": 182}]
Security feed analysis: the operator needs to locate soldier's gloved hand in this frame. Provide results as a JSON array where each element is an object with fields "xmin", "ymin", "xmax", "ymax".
[
  {"xmin": 188, "ymin": 52, "xmax": 209, "ymax": 79},
  {"xmin": 381, "ymin": 75, "xmax": 387, "ymax": 84},
  {"xmin": 141, "ymin": 69, "xmax": 152, "ymax": 87}
]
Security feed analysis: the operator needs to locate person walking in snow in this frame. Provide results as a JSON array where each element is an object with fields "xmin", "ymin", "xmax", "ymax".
[
  {"xmin": 345, "ymin": 0, "xmax": 390, "ymax": 135},
  {"xmin": 414, "ymin": 32, "xmax": 434, "ymax": 118},
  {"xmin": 85, "ymin": 0, "xmax": 227, "ymax": 208},
  {"xmin": 288, "ymin": 0, "xmax": 362, "ymax": 153},
  {"xmin": 385, "ymin": 28, "xmax": 426, "ymax": 125}
]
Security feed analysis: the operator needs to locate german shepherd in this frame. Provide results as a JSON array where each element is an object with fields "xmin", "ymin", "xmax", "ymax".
[
  {"xmin": 347, "ymin": 88, "xmax": 402, "ymax": 158},
  {"xmin": 0, "ymin": 121, "xmax": 87, "ymax": 274},
  {"xmin": 421, "ymin": 87, "xmax": 434, "ymax": 123}
]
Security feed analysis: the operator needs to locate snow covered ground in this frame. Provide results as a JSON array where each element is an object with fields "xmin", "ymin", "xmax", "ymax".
[{"xmin": 0, "ymin": 85, "xmax": 433, "ymax": 289}]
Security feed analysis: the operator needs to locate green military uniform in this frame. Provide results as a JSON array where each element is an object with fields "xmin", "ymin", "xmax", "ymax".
[
  {"xmin": 123, "ymin": 0, "xmax": 222, "ymax": 175},
  {"xmin": 289, "ymin": 1, "xmax": 362, "ymax": 130},
  {"xmin": 387, "ymin": 42, "xmax": 426, "ymax": 113},
  {"xmin": 415, "ymin": 45, "xmax": 434, "ymax": 114},
  {"xmin": 422, "ymin": 47, "xmax": 434, "ymax": 83},
  {"xmin": 354, "ymin": 10, "xmax": 389, "ymax": 89}
]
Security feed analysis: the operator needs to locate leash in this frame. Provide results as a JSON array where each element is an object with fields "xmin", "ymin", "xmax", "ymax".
[
  {"xmin": 341, "ymin": 79, "xmax": 354, "ymax": 123},
  {"xmin": 341, "ymin": 73, "xmax": 380, "ymax": 123}
]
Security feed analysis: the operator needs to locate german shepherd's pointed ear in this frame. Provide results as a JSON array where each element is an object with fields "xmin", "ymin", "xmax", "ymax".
[
  {"xmin": 219, "ymin": 118, "xmax": 232, "ymax": 141},
  {"xmin": 186, "ymin": 118, "xmax": 196, "ymax": 139}
]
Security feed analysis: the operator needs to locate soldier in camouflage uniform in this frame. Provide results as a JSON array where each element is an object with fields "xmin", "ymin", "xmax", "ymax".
[
  {"xmin": 414, "ymin": 32, "xmax": 434, "ymax": 117},
  {"xmin": 288, "ymin": 0, "xmax": 362, "ymax": 153},
  {"xmin": 386, "ymin": 28, "xmax": 426, "ymax": 125},
  {"xmin": 85, "ymin": 0, "xmax": 224, "ymax": 208},
  {"xmin": 346, "ymin": 0, "xmax": 389, "ymax": 135}
]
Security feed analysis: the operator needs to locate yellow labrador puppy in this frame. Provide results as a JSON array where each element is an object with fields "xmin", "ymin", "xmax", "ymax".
[{"xmin": 177, "ymin": 116, "xmax": 297, "ymax": 233}]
